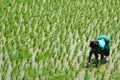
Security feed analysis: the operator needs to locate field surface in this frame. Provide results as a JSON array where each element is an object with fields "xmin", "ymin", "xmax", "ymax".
[{"xmin": 0, "ymin": 0, "xmax": 120, "ymax": 80}]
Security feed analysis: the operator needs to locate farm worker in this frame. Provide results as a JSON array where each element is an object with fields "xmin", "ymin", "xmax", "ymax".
[{"xmin": 86, "ymin": 35, "xmax": 110, "ymax": 67}]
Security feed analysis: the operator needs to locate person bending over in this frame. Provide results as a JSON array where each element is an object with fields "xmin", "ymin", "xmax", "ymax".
[{"xmin": 86, "ymin": 35, "xmax": 110, "ymax": 67}]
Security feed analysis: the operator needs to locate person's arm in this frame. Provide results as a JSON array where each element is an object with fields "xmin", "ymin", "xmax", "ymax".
[
  {"xmin": 86, "ymin": 50, "xmax": 93, "ymax": 67},
  {"xmin": 88, "ymin": 51, "xmax": 92, "ymax": 63}
]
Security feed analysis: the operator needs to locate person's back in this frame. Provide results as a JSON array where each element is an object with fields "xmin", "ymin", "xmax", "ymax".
[
  {"xmin": 97, "ymin": 35, "xmax": 110, "ymax": 45},
  {"xmin": 97, "ymin": 35, "xmax": 110, "ymax": 56}
]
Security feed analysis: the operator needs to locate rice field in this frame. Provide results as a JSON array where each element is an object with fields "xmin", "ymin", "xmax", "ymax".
[{"xmin": 0, "ymin": 0, "xmax": 120, "ymax": 80}]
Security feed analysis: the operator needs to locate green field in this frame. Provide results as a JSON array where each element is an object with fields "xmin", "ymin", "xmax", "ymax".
[{"xmin": 0, "ymin": 0, "xmax": 120, "ymax": 80}]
